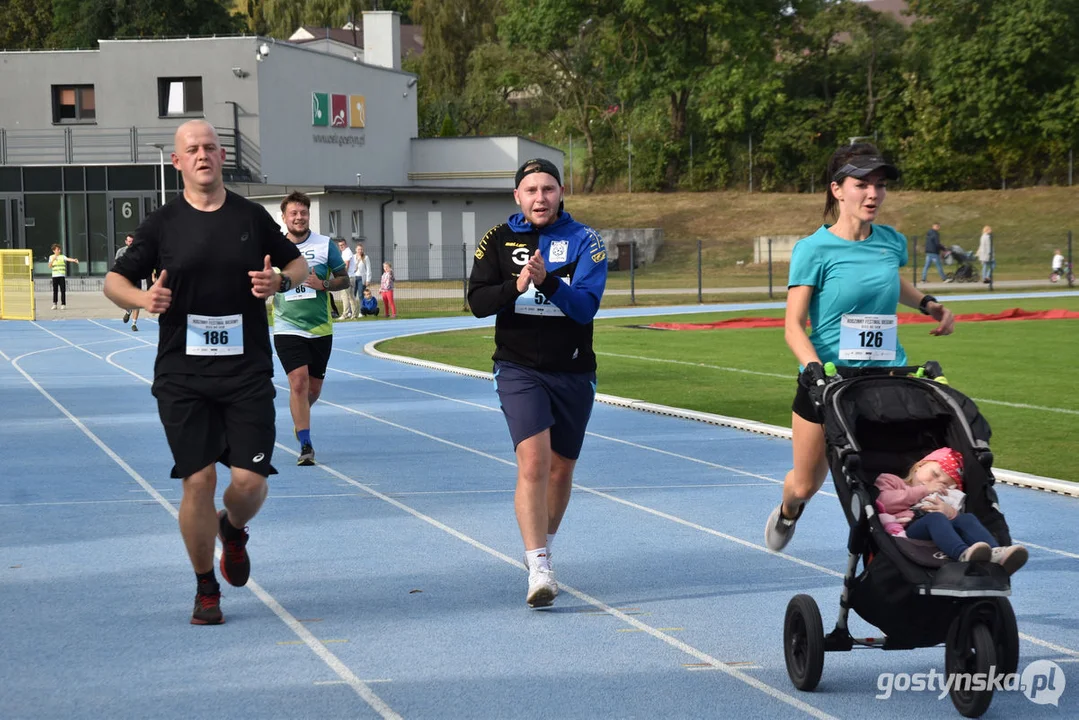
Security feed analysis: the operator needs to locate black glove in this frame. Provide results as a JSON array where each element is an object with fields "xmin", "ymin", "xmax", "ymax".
[{"xmin": 799, "ymin": 362, "xmax": 830, "ymax": 410}]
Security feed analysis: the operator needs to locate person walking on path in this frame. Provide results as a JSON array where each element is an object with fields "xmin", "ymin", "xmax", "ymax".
[{"xmin": 921, "ymin": 222, "xmax": 949, "ymax": 283}]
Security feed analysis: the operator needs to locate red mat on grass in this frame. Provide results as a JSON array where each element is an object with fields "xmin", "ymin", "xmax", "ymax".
[{"xmin": 649, "ymin": 308, "xmax": 1079, "ymax": 331}]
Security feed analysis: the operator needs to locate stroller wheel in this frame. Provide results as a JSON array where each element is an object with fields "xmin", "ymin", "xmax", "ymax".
[
  {"xmin": 783, "ymin": 594, "xmax": 825, "ymax": 691},
  {"xmin": 992, "ymin": 598, "xmax": 1020, "ymax": 676},
  {"xmin": 945, "ymin": 616, "xmax": 997, "ymax": 718}
]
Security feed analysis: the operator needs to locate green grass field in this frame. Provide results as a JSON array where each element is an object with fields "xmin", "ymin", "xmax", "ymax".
[{"xmin": 378, "ymin": 295, "xmax": 1079, "ymax": 482}]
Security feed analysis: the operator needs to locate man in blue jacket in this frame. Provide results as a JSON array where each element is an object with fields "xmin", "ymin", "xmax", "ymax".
[
  {"xmin": 922, "ymin": 222, "xmax": 949, "ymax": 282},
  {"xmin": 468, "ymin": 158, "xmax": 608, "ymax": 608}
]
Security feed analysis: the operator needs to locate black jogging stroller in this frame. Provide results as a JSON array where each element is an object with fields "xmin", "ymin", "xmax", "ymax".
[
  {"xmin": 781, "ymin": 362, "xmax": 1019, "ymax": 718},
  {"xmin": 945, "ymin": 245, "xmax": 978, "ymax": 283}
]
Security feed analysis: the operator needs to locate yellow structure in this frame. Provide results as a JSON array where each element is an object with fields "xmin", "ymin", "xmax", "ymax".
[{"xmin": 0, "ymin": 250, "xmax": 36, "ymax": 320}]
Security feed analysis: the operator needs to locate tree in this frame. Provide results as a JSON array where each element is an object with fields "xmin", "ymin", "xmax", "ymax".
[
  {"xmin": 49, "ymin": 0, "xmax": 243, "ymax": 48},
  {"xmin": 905, "ymin": 0, "xmax": 1079, "ymax": 187},
  {"xmin": 500, "ymin": 0, "xmax": 616, "ymax": 191},
  {"xmin": 0, "ymin": 0, "xmax": 54, "ymax": 49}
]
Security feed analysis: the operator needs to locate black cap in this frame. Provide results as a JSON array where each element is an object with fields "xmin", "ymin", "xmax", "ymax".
[
  {"xmin": 515, "ymin": 158, "xmax": 562, "ymax": 188},
  {"xmin": 832, "ymin": 154, "xmax": 899, "ymax": 183}
]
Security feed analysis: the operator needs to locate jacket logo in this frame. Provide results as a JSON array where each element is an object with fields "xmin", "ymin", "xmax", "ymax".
[
  {"xmin": 549, "ymin": 240, "xmax": 568, "ymax": 263},
  {"xmin": 511, "ymin": 248, "xmax": 530, "ymax": 266}
]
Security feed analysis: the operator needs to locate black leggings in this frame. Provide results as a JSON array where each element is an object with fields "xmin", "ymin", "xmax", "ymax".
[{"xmin": 51, "ymin": 277, "xmax": 67, "ymax": 305}]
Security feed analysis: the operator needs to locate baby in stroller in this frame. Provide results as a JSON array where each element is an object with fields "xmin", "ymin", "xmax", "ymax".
[{"xmin": 874, "ymin": 447, "xmax": 1028, "ymax": 573}]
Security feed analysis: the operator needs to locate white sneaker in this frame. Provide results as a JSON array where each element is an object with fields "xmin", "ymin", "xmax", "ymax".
[
  {"xmin": 959, "ymin": 541, "xmax": 992, "ymax": 563},
  {"xmin": 526, "ymin": 566, "xmax": 558, "ymax": 608},
  {"xmin": 990, "ymin": 545, "xmax": 1028, "ymax": 575},
  {"xmin": 51, "ymin": 304, "xmax": 57, "ymax": 310},
  {"xmin": 765, "ymin": 503, "xmax": 802, "ymax": 552}
]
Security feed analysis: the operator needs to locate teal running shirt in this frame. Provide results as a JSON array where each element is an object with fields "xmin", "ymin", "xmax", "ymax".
[{"xmin": 787, "ymin": 223, "xmax": 909, "ymax": 368}]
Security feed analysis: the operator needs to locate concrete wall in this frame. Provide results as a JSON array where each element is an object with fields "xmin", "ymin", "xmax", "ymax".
[
  {"xmin": 255, "ymin": 41, "xmax": 417, "ymax": 187},
  {"xmin": 601, "ymin": 228, "xmax": 664, "ymax": 267},
  {"xmin": 409, "ymin": 136, "xmax": 564, "ymax": 190},
  {"xmin": 753, "ymin": 235, "xmax": 801, "ymax": 263}
]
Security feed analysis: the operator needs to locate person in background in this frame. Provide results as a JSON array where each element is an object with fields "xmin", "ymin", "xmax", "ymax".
[
  {"xmin": 380, "ymin": 261, "xmax": 397, "ymax": 318},
  {"xmin": 359, "ymin": 287, "xmax": 379, "ymax": 317},
  {"xmin": 336, "ymin": 238, "xmax": 358, "ymax": 319},
  {"xmin": 976, "ymin": 225, "xmax": 993, "ymax": 283},
  {"xmin": 921, "ymin": 222, "xmax": 949, "ymax": 283},
  {"xmin": 48, "ymin": 243, "xmax": 79, "ymax": 310}
]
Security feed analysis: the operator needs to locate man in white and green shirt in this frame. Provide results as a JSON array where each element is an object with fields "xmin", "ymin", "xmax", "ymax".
[{"xmin": 272, "ymin": 191, "xmax": 349, "ymax": 466}]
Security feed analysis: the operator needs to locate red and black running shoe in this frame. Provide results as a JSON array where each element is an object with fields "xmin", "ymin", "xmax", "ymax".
[
  {"xmin": 191, "ymin": 590, "xmax": 223, "ymax": 625},
  {"xmin": 217, "ymin": 509, "xmax": 250, "ymax": 587}
]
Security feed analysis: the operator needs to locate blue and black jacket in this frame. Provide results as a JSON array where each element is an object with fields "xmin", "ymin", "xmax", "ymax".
[{"xmin": 468, "ymin": 211, "xmax": 608, "ymax": 373}]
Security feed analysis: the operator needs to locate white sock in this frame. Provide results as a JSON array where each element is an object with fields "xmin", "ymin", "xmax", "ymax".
[
  {"xmin": 525, "ymin": 547, "xmax": 551, "ymax": 572},
  {"xmin": 546, "ymin": 534, "xmax": 556, "ymax": 555}
]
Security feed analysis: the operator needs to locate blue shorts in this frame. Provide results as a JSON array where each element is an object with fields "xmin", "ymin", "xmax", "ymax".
[{"xmin": 493, "ymin": 361, "xmax": 596, "ymax": 460}]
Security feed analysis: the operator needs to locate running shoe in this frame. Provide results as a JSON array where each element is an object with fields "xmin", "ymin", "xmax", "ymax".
[
  {"xmin": 191, "ymin": 589, "xmax": 224, "ymax": 625},
  {"xmin": 131, "ymin": 324, "xmax": 138, "ymax": 332},
  {"xmin": 217, "ymin": 509, "xmax": 250, "ymax": 587},
  {"xmin": 123, "ymin": 311, "xmax": 131, "ymax": 324},
  {"xmin": 765, "ymin": 503, "xmax": 803, "ymax": 552},
  {"xmin": 526, "ymin": 566, "xmax": 558, "ymax": 608},
  {"xmin": 297, "ymin": 443, "xmax": 315, "ymax": 466}
]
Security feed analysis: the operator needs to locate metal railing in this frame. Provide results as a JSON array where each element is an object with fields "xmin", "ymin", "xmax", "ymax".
[{"xmin": 0, "ymin": 126, "xmax": 259, "ymax": 176}]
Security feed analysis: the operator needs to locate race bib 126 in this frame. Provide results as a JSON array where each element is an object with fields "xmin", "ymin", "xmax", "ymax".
[{"xmin": 838, "ymin": 313, "xmax": 897, "ymax": 361}]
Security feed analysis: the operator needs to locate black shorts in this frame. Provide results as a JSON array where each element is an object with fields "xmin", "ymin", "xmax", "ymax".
[
  {"xmin": 792, "ymin": 380, "xmax": 820, "ymax": 423},
  {"xmin": 493, "ymin": 361, "xmax": 596, "ymax": 460},
  {"xmin": 273, "ymin": 334, "xmax": 333, "ymax": 379},
  {"xmin": 152, "ymin": 372, "xmax": 277, "ymax": 479}
]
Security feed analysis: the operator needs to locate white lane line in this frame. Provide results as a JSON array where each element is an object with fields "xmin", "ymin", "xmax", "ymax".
[
  {"xmin": 104, "ymin": 338, "xmax": 1079, "ymax": 675},
  {"xmin": 268, "ymin": 440, "xmax": 839, "ymax": 720},
  {"xmin": 1012, "ymin": 540, "xmax": 1079, "ymax": 561},
  {"xmin": 601, "ymin": 350, "xmax": 1079, "ymax": 416},
  {"xmin": 29, "ymin": 321, "xmax": 105, "ymax": 359},
  {"xmin": 0, "ymin": 348, "xmax": 10, "ymax": 361},
  {"xmin": 17, "ymin": 334, "xmax": 402, "ymax": 720},
  {"xmin": 327, "ymin": 364, "xmax": 811, "ymax": 491}
]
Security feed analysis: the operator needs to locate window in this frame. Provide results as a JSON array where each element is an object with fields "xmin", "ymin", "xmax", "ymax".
[
  {"xmin": 351, "ymin": 210, "xmax": 363, "ymax": 238},
  {"xmin": 328, "ymin": 210, "xmax": 341, "ymax": 237},
  {"xmin": 158, "ymin": 77, "xmax": 204, "ymax": 117},
  {"xmin": 52, "ymin": 85, "xmax": 96, "ymax": 124}
]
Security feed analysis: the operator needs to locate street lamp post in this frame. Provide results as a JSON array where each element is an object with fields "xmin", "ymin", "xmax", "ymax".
[{"xmin": 145, "ymin": 143, "xmax": 167, "ymax": 208}]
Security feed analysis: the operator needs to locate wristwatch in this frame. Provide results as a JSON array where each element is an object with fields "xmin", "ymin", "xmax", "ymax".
[
  {"xmin": 919, "ymin": 294, "xmax": 938, "ymax": 315},
  {"xmin": 322, "ymin": 279, "xmax": 331, "ymax": 291},
  {"xmin": 279, "ymin": 274, "xmax": 292, "ymax": 293}
]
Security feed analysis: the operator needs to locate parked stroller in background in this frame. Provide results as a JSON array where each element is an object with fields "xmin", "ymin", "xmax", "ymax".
[
  {"xmin": 781, "ymin": 363, "xmax": 1018, "ymax": 718},
  {"xmin": 943, "ymin": 245, "xmax": 978, "ymax": 283}
]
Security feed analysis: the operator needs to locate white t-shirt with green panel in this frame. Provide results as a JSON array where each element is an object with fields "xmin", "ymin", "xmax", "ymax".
[{"xmin": 272, "ymin": 232, "xmax": 345, "ymax": 338}]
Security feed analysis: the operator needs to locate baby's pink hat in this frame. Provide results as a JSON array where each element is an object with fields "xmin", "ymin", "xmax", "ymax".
[{"xmin": 921, "ymin": 447, "xmax": 964, "ymax": 489}]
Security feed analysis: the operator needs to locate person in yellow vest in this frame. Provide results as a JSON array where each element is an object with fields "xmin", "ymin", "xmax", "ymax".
[{"xmin": 48, "ymin": 243, "xmax": 80, "ymax": 310}]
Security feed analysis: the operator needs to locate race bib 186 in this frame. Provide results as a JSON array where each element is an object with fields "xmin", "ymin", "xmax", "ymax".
[
  {"xmin": 284, "ymin": 284, "xmax": 318, "ymax": 302},
  {"xmin": 838, "ymin": 313, "xmax": 897, "ymax": 361},
  {"xmin": 186, "ymin": 313, "xmax": 244, "ymax": 356}
]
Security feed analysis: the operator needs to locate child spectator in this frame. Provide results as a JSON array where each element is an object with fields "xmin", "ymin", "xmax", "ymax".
[{"xmin": 380, "ymin": 261, "xmax": 397, "ymax": 318}]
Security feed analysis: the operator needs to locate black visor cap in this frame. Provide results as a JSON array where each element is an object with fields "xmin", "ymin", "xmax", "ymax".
[{"xmin": 833, "ymin": 156, "xmax": 900, "ymax": 183}]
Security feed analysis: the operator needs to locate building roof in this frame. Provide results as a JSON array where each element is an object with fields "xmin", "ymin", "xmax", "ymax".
[
  {"xmin": 290, "ymin": 24, "xmax": 424, "ymax": 58},
  {"xmin": 862, "ymin": 0, "xmax": 914, "ymax": 27}
]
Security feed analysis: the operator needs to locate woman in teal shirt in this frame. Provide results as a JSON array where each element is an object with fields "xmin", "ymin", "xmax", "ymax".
[{"xmin": 765, "ymin": 143, "xmax": 955, "ymax": 552}]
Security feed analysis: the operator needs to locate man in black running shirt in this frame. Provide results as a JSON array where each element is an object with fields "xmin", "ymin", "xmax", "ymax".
[{"xmin": 106, "ymin": 120, "xmax": 308, "ymax": 625}]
